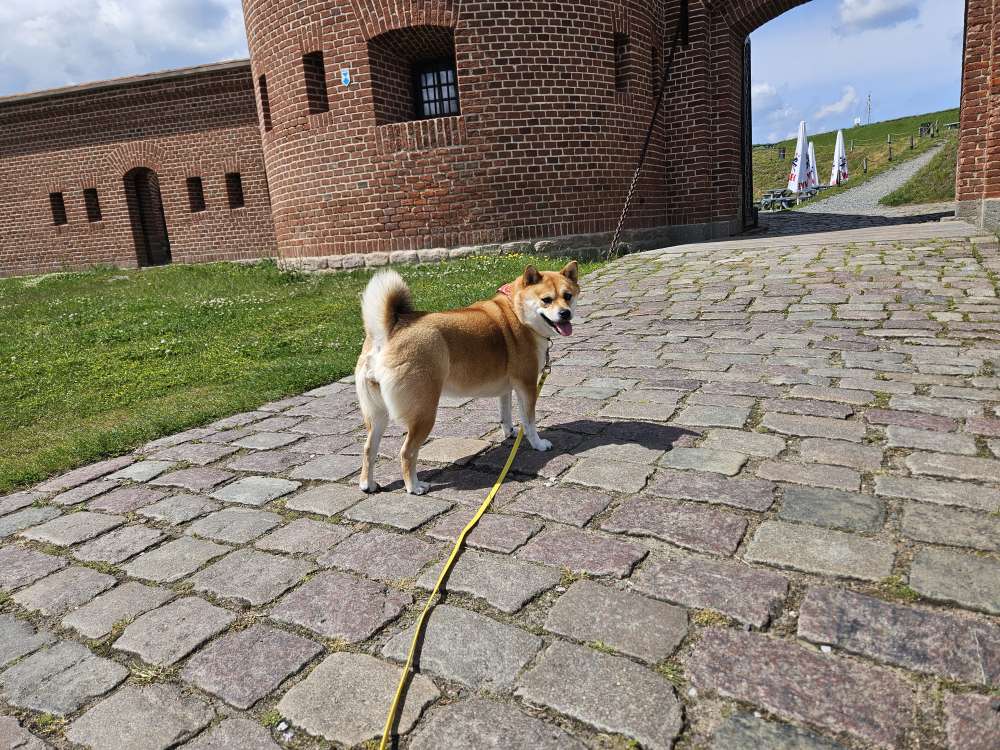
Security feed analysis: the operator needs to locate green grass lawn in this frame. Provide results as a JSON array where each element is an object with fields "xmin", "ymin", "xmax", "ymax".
[
  {"xmin": 0, "ymin": 255, "xmax": 599, "ymax": 493},
  {"xmin": 879, "ymin": 132, "xmax": 959, "ymax": 206},
  {"xmin": 753, "ymin": 107, "xmax": 959, "ymax": 202}
]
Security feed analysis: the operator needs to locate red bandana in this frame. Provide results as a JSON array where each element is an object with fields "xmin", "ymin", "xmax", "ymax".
[{"xmin": 497, "ymin": 283, "xmax": 513, "ymax": 298}]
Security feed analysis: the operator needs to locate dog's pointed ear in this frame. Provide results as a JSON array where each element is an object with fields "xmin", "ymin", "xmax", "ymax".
[
  {"xmin": 522, "ymin": 265, "xmax": 541, "ymax": 285},
  {"xmin": 561, "ymin": 260, "xmax": 579, "ymax": 283}
]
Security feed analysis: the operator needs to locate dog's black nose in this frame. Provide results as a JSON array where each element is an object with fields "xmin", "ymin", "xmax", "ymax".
[{"xmin": 559, "ymin": 308, "xmax": 572, "ymax": 320}]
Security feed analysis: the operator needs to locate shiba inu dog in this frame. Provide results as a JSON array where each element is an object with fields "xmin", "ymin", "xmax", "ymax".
[{"xmin": 354, "ymin": 261, "xmax": 579, "ymax": 494}]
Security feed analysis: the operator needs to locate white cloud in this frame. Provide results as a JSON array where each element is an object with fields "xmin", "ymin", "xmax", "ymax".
[
  {"xmin": 837, "ymin": 0, "xmax": 921, "ymax": 34},
  {"xmin": 814, "ymin": 85, "xmax": 860, "ymax": 120},
  {"xmin": 0, "ymin": 0, "xmax": 248, "ymax": 96}
]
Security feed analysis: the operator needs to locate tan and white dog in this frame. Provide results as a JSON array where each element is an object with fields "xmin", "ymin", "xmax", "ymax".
[{"xmin": 354, "ymin": 262, "xmax": 579, "ymax": 494}]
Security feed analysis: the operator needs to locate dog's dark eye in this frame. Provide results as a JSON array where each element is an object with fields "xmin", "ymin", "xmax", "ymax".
[
  {"xmin": 563, "ymin": 292, "xmax": 573, "ymax": 301},
  {"xmin": 541, "ymin": 297, "xmax": 553, "ymax": 305}
]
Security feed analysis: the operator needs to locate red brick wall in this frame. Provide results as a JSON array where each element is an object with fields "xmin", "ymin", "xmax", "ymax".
[
  {"xmin": 242, "ymin": 0, "xmax": 672, "ymax": 260},
  {"xmin": 0, "ymin": 62, "xmax": 276, "ymax": 278},
  {"xmin": 958, "ymin": 0, "xmax": 1000, "ymax": 227}
]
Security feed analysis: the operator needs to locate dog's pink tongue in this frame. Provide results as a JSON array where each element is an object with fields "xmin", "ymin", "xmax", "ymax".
[{"xmin": 555, "ymin": 320, "xmax": 573, "ymax": 336}]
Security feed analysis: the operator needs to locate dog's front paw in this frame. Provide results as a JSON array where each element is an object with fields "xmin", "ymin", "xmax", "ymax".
[
  {"xmin": 407, "ymin": 481, "xmax": 430, "ymax": 495},
  {"xmin": 359, "ymin": 479, "xmax": 380, "ymax": 493},
  {"xmin": 501, "ymin": 424, "xmax": 516, "ymax": 440},
  {"xmin": 530, "ymin": 438, "xmax": 553, "ymax": 452}
]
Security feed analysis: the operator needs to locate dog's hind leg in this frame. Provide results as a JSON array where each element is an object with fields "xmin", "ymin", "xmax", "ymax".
[
  {"xmin": 498, "ymin": 391, "xmax": 515, "ymax": 439},
  {"xmin": 356, "ymin": 376, "xmax": 388, "ymax": 493},
  {"xmin": 514, "ymin": 382, "xmax": 552, "ymax": 451},
  {"xmin": 399, "ymin": 412, "xmax": 434, "ymax": 495}
]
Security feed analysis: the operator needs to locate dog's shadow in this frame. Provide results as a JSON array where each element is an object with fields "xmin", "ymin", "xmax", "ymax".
[{"xmin": 424, "ymin": 419, "xmax": 697, "ymax": 494}]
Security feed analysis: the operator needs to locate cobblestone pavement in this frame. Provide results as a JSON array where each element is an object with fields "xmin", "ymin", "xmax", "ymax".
[
  {"xmin": 760, "ymin": 201, "xmax": 956, "ymax": 238},
  {"xmin": 2, "ymin": 219, "xmax": 1000, "ymax": 750}
]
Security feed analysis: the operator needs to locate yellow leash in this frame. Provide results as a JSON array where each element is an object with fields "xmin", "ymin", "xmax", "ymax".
[{"xmin": 377, "ymin": 367, "xmax": 549, "ymax": 749}]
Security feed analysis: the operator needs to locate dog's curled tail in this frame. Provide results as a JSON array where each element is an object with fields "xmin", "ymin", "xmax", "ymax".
[{"xmin": 361, "ymin": 269, "xmax": 413, "ymax": 346}]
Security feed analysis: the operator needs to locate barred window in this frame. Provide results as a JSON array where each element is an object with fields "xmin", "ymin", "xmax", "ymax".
[
  {"xmin": 368, "ymin": 26, "xmax": 459, "ymax": 125},
  {"xmin": 415, "ymin": 61, "xmax": 459, "ymax": 118}
]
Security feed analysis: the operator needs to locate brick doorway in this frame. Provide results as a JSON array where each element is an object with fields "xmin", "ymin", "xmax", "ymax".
[{"xmin": 123, "ymin": 167, "xmax": 171, "ymax": 267}]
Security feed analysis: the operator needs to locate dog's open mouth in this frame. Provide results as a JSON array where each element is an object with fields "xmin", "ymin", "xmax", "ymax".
[{"xmin": 542, "ymin": 315, "xmax": 573, "ymax": 337}]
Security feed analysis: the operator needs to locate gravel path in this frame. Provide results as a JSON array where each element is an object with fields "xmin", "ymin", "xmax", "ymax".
[{"xmin": 797, "ymin": 142, "xmax": 945, "ymax": 215}]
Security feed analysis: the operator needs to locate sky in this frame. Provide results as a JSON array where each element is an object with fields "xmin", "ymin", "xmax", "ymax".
[
  {"xmin": 750, "ymin": 0, "xmax": 965, "ymax": 143},
  {"xmin": 0, "ymin": 0, "xmax": 965, "ymax": 145}
]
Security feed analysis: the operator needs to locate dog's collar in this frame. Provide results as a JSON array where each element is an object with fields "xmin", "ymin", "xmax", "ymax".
[{"xmin": 497, "ymin": 283, "xmax": 513, "ymax": 299}]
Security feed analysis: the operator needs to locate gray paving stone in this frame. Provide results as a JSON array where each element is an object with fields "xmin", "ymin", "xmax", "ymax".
[
  {"xmin": 20, "ymin": 511, "xmax": 124, "ymax": 546},
  {"xmin": 209, "ymin": 410, "xmax": 269, "ymax": 429},
  {"xmin": 0, "ymin": 505, "xmax": 60, "ymax": 539},
  {"xmin": 504, "ymin": 485, "xmax": 613, "ymax": 527},
  {"xmin": 115, "ymin": 596, "xmax": 236, "ymax": 665},
  {"xmin": 417, "ymin": 549, "xmax": 561, "ymax": 613},
  {"xmin": 966, "ymin": 416, "xmax": 1000, "ymax": 437},
  {"xmin": 0, "ymin": 546, "xmax": 67, "ymax": 591},
  {"xmin": 187, "ymin": 508, "xmax": 282, "ymax": 543},
  {"xmin": 756, "ymin": 460, "xmax": 861, "ymax": 491},
  {"xmin": 865, "ymin": 408, "xmax": 957, "ymax": 432},
  {"xmin": 231, "ymin": 431, "xmax": 303, "ymax": 450},
  {"xmin": 318, "ymin": 528, "xmax": 441, "ymax": 582},
  {"xmin": 545, "ymin": 580, "xmax": 686, "ymax": 662},
  {"xmin": 799, "ymin": 438, "xmax": 883, "ymax": 471},
  {"xmin": 122, "ymin": 536, "xmax": 230, "ymax": 583},
  {"xmin": 561, "ymin": 457, "xmax": 653, "ymax": 494},
  {"xmin": 12, "ymin": 565, "xmax": 116, "ymax": 616},
  {"xmin": 889, "ymin": 395, "xmax": 982, "ymax": 419},
  {"xmin": 598, "ymin": 398, "xmax": 677, "ymax": 421},
  {"xmin": 149, "ymin": 442, "xmax": 239, "ymax": 465},
  {"xmin": 66, "ymin": 684, "xmax": 214, "ymax": 750},
  {"xmin": 659, "ymin": 447, "xmax": 748, "ymax": 475},
  {"xmin": 255, "ymin": 518, "xmax": 352, "ymax": 554},
  {"xmin": 632, "ymin": 554, "xmax": 788, "ymax": 628},
  {"xmin": 476, "ymin": 438, "xmax": 578, "ymax": 479},
  {"xmin": 0, "ymin": 614, "xmax": 53, "ymax": 668},
  {"xmin": 790, "ymin": 384, "xmax": 873, "ymax": 405},
  {"xmin": 87, "ymin": 485, "xmax": 167, "ymax": 513},
  {"xmin": 270, "ymin": 571, "xmax": 410, "ymax": 641},
  {"xmin": 517, "ymin": 527, "xmax": 646, "ymax": 578},
  {"xmin": 182, "ymin": 718, "xmax": 280, "ymax": 750},
  {"xmin": 901, "ymin": 501, "xmax": 1000, "ymax": 551},
  {"xmin": 419, "ymin": 437, "xmax": 491, "ymax": 464},
  {"xmin": 778, "ymin": 486, "xmax": 885, "ymax": 533},
  {"xmin": 152, "ymin": 467, "xmax": 235, "ymax": 492},
  {"xmin": 701, "ymin": 428, "xmax": 786, "ymax": 458},
  {"xmin": 137, "ymin": 493, "xmax": 221, "ymax": 524},
  {"xmin": 345, "ymin": 493, "xmax": 451, "ymax": 531},
  {"xmin": 383, "ymin": 604, "xmax": 542, "ymax": 690},
  {"xmin": 105, "ymin": 460, "xmax": 176, "ymax": 483},
  {"xmin": 945, "ymin": 693, "xmax": 1000, "ymax": 750},
  {"xmin": 761, "ymin": 398, "xmax": 854, "ymax": 419},
  {"xmin": 674, "ymin": 404, "xmax": 750, "ymax": 428},
  {"xmin": 288, "ymin": 454, "xmax": 359, "ymax": 481},
  {"xmin": 885, "ymin": 425, "xmax": 978, "ymax": 455},
  {"xmin": 283, "ymin": 482, "xmax": 364, "ymax": 516},
  {"xmin": 0, "ymin": 715, "xmax": 50, "ymax": 750},
  {"xmin": 73, "ymin": 524, "xmax": 164, "ymax": 563},
  {"xmin": 36, "ymin": 456, "xmax": 133, "ymax": 493},
  {"xmin": 409, "ymin": 697, "xmax": 586, "ymax": 750},
  {"xmin": 905, "ymin": 451, "xmax": 1000, "ymax": 482},
  {"xmin": 910, "ymin": 548, "xmax": 1000, "ymax": 615},
  {"xmin": 276, "ymin": 652, "xmax": 439, "ymax": 746},
  {"xmin": 515, "ymin": 640, "xmax": 682, "ymax": 750},
  {"xmin": 798, "ymin": 586, "xmax": 1000, "ymax": 685},
  {"xmin": 225, "ymin": 448, "xmax": 310, "ymax": 473},
  {"xmin": 62, "ymin": 582, "xmax": 173, "ymax": 639},
  {"xmin": 745, "ymin": 521, "xmax": 894, "ymax": 581},
  {"xmin": 191, "ymin": 549, "xmax": 314, "ymax": 606},
  {"xmin": 603, "ymin": 496, "xmax": 747, "ymax": 556},
  {"xmin": 0, "ymin": 641, "xmax": 127, "ymax": 715},
  {"xmin": 647, "ymin": 469, "xmax": 776, "ymax": 511},
  {"xmin": 573, "ymin": 438, "xmax": 666, "ymax": 466},
  {"xmin": 687, "ymin": 628, "xmax": 912, "ymax": 748},
  {"xmin": 181, "ymin": 623, "xmax": 321, "ymax": 709},
  {"xmin": 210, "ymin": 476, "xmax": 300, "ymax": 506},
  {"xmin": 710, "ymin": 713, "xmax": 847, "ymax": 750},
  {"xmin": 761, "ymin": 413, "xmax": 866, "ymax": 442},
  {"xmin": 875, "ymin": 475, "xmax": 1000, "ymax": 513},
  {"xmin": 0, "ymin": 490, "xmax": 42, "ymax": 517},
  {"xmin": 425, "ymin": 508, "xmax": 542, "ymax": 553}
]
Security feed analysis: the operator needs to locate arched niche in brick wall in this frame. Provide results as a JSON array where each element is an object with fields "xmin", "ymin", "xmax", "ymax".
[
  {"xmin": 106, "ymin": 142, "xmax": 168, "ymax": 180},
  {"xmin": 348, "ymin": 0, "xmax": 459, "ymax": 41}
]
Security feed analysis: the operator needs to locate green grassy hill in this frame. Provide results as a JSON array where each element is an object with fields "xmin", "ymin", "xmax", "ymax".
[
  {"xmin": 880, "ymin": 131, "xmax": 959, "ymax": 206},
  {"xmin": 752, "ymin": 108, "xmax": 959, "ymax": 202}
]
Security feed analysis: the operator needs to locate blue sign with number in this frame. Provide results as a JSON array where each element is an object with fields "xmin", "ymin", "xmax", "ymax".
[{"xmin": 341, "ymin": 68, "xmax": 351, "ymax": 87}]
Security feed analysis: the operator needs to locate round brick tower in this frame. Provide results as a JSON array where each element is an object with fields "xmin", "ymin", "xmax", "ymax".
[{"xmin": 242, "ymin": 0, "xmax": 668, "ymax": 265}]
